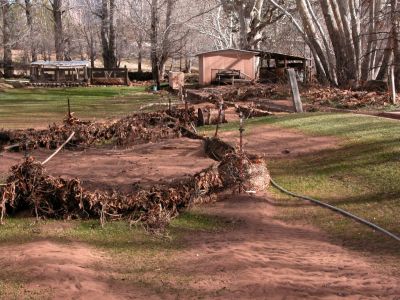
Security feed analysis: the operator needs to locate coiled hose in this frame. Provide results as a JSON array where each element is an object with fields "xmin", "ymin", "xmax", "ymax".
[{"xmin": 270, "ymin": 178, "xmax": 400, "ymax": 243}]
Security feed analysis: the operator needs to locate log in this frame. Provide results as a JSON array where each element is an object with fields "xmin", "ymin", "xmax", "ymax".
[
  {"xmin": 236, "ymin": 105, "xmax": 272, "ymax": 118},
  {"xmin": 197, "ymin": 108, "xmax": 226, "ymax": 126},
  {"xmin": 204, "ymin": 137, "xmax": 235, "ymax": 161}
]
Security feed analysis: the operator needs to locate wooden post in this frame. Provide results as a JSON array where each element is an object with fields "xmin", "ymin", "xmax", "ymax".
[
  {"xmin": 30, "ymin": 66, "xmax": 34, "ymax": 81},
  {"xmin": 84, "ymin": 66, "xmax": 88, "ymax": 82},
  {"xmin": 55, "ymin": 67, "xmax": 60, "ymax": 82},
  {"xmin": 90, "ymin": 68, "xmax": 93, "ymax": 84},
  {"xmin": 303, "ymin": 60, "xmax": 307, "ymax": 84},
  {"xmin": 125, "ymin": 65, "xmax": 129, "ymax": 86},
  {"xmin": 287, "ymin": 68, "xmax": 303, "ymax": 113},
  {"xmin": 390, "ymin": 64, "xmax": 397, "ymax": 104}
]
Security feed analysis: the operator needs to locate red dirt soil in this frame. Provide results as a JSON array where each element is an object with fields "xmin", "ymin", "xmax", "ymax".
[{"xmin": 0, "ymin": 126, "xmax": 399, "ymax": 299}]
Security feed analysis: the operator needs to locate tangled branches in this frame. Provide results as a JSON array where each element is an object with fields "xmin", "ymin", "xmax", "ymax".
[
  {"xmin": 0, "ymin": 157, "xmax": 222, "ymax": 232},
  {"xmin": 0, "ymin": 145, "xmax": 269, "ymax": 233},
  {"xmin": 0, "ymin": 111, "xmax": 185, "ymax": 152}
]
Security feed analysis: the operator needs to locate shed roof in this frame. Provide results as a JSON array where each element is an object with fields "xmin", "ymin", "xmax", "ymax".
[
  {"xmin": 256, "ymin": 51, "xmax": 307, "ymax": 61},
  {"xmin": 196, "ymin": 48, "xmax": 259, "ymax": 57},
  {"xmin": 31, "ymin": 60, "xmax": 90, "ymax": 68}
]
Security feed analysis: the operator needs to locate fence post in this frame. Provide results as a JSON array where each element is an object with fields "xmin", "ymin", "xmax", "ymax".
[
  {"xmin": 390, "ymin": 64, "xmax": 397, "ymax": 104},
  {"xmin": 287, "ymin": 68, "xmax": 303, "ymax": 113}
]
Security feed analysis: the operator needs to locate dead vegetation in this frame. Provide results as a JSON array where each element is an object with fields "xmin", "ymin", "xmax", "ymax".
[
  {"xmin": 0, "ymin": 110, "xmax": 269, "ymax": 234},
  {"xmin": 305, "ymin": 87, "xmax": 393, "ymax": 110},
  {"xmin": 0, "ymin": 111, "xmax": 188, "ymax": 152},
  {"xmin": 0, "ymin": 145, "xmax": 268, "ymax": 233},
  {"xmin": 186, "ymin": 83, "xmax": 288, "ymax": 104}
]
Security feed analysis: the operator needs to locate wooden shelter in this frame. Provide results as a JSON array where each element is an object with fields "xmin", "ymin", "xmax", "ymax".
[
  {"xmin": 30, "ymin": 61, "xmax": 89, "ymax": 85},
  {"xmin": 257, "ymin": 52, "xmax": 308, "ymax": 83},
  {"xmin": 197, "ymin": 49, "xmax": 258, "ymax": 86}
]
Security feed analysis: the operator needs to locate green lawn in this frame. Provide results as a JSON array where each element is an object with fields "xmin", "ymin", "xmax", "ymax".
[
  {"xmin": 0, "ymin": 86, "xmax": 169, "ymax": 129},
  {"xmin": 202, "ymin": 113, "xmax": 400, "ymax": 257}
]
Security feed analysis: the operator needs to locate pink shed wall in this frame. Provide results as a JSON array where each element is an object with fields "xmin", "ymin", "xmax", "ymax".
[{"xmin": 198, "ymin": 50, "xmax": 256, "ymax": 85}]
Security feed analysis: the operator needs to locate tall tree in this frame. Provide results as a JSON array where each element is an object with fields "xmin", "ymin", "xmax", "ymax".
[
  {"xmin": 50, "ymin": 0, "xmax": 64, "ymax": 60},
  {"xmin": 150, "ymin": 0, "xmax": 160, "ymax": 88},
  {"xmin": 24, "ymin": 0, "xmax": 37, "ymax": 61},
  {"xmin": 100, "ymin": 0, "xmax": 117, "ymax": 68},
  {"xmin": 1, "ymin": 0, "xmax": 13, "ymax": 77},
  {"xmin": 221, "ymin": 0, "xmax": 283, "ymax": 50}
]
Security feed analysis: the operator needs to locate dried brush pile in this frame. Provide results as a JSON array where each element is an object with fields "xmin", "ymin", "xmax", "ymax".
[
  {"xmin": 305, "ymin": 87, "xmax": 391, "ymax": 110},
  {"xmin": 0, "ymin": 139, "xmax": 269, "ymax": 232},
  {"xmin": 0, "ymin": 157, "xmax": 223, "ymax": 233},
  {"xmin": 0, "ymin": 112, "xmax": 184, "ymax": 152},
  {"xmin": 186, "ymin": 84, "xmax": 288, "ymax": 104}
]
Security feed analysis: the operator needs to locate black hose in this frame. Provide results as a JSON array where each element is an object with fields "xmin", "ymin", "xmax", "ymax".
[{"xmin": 270, "ymin": 178, "xmax": 400, "ymax": 243}]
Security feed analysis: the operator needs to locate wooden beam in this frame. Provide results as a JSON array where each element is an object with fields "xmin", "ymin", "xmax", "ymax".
[{"xmin": 287, "ymin": 68, "xmax": 303, "ymax": 113}]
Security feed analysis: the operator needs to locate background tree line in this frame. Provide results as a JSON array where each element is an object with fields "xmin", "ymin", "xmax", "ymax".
[{"xmin": 0, "ymin": 0, "xmax": 399, "ymax": 89}]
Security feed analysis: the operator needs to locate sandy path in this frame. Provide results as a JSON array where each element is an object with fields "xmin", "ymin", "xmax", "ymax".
[
  {"xmin": 172, "ymin": 193, "xmax": 400, "ymax": 299},
  {"xmin": 0, "ymin": 241, "xmax": 152, "ymax": 299}
]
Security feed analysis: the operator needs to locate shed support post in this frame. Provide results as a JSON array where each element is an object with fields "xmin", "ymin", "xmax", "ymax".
[
  {"xmin": 55, "ymin": 67, "xmax": 60, "ymax": 82},
  {"xmin": 84, "ymin": 66, "xmax": 88, "ymax": 82},
  {"xmin": 90, "ymin": 68, "xmax": 93, "ymax": 84},
  {"xmin": 125, "ymin": 65, "xmax": 129, "ymax": 86}
]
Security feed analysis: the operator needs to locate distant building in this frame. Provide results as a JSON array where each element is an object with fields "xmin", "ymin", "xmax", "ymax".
[
  {"xmin": 197, "ymin": 49, "xmax": 258, "ymax": 86},
  {"xmin": 30, "ymin": 61, "xmax": 89, "ymax": 85},
  {"xmin": 196, "ymin": 48, "xmax": 308, "ymax": 86}
]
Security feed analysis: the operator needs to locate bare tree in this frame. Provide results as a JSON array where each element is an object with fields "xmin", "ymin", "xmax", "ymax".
[
  {"xmin": 100, "ymin": 0, "xmax": 117, "ymax": 68},
  {"xmin": 48, "ymin": 0, "xmax": 64, "ymax": 60},
  {"xmin": 1, "ymin": 0, "xmax": 13, "ymax": 77}
]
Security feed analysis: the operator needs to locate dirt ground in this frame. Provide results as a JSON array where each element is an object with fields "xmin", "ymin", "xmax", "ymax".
[{"xmin": 1, "ymin": 125, "xmax": 399, "ymax": 299}]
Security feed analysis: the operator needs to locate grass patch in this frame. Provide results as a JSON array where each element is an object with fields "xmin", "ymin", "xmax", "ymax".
[
  {"xmin": 0, "ymin": 86, "xmax": 170, "ymax": 129},
  {"xmin": 202, "ymin": 113, "xmax": 400, "ymax": 258}
]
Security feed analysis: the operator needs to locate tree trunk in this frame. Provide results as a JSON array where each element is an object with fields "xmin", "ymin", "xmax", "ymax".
[
  {"xmin": 137, "ymin": 39, "xmax": 143, "ymax": 72},
  {"xmin": 101, "ymin": 0, "xmax": 117, "ymax": 68},
  {"xmin": 376, "ymin": 38, "xmax": 392, "ymax": 80},
  {"xmin": 150, "ymin": 0, "xmax": 160, "ymax": 89},
  {"xmin": 1, "ymin": 0, "xmax": 13, "ymax": 78},
  {"xmin": 391, "ymin": 0, "xmax": 400, "ymax": 89},
  {"xmin": 52, "ymin": 0, "xmax": 64, "ymax": 61},
  {"xmin": 185, "ymin": 57, "xmax": 192, "ymax": 73},
  {"xmin": 361, "ymin": 0, "xmax": 376, "ymax": 81},
  {"xmin": 297, "ymin": 0, "xmax": 333, "ymax": 83},
  {"xmin": 25, "ymin": 0, "xmax": 37, "ymax": 62},
  {"xmin": 158, "ymin": 0, "xmax": 175, "ymax": 80},
  {"xmin": 319, "ymin": 0, "xmax": 351, "ymax": 86}
]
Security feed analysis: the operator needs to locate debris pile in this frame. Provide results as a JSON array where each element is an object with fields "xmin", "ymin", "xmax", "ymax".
[
  {"xmin": 0, "ymin": 138, "xmax": 270, "ymax": 232},
  {"xmin": 186, "ymin": 84, "xmax": 288, "ymax": 104},
  {"xmin": 305, "ymin": 87, "xmax": 391, "ymax": 110},
  {"xmin": 0, "ymin": 112, "xmax": 185, "ymax": 152},
  {"xmin": 0, "ymin": 156, "xmax": 222, "ymax": 232},
  {"xmin": 219, "ymin": 153, "xmax": 270, "ymax": 192}
]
